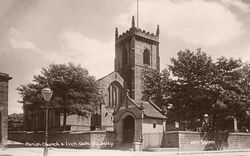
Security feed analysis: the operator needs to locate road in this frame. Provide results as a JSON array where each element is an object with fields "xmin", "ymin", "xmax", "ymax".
[{"xmin": 1, "ymin": 148, "xmax": 250, "ymax": 156}]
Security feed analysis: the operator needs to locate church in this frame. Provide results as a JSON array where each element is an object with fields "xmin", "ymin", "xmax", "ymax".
[{"xmin": 23, "ymin": 16, "xmax": 166, "ymax": 145}]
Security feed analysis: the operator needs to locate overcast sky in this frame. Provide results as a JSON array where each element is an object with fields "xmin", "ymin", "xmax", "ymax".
[{"xmin": 1, "ymin": 0, "xmax": 250, "ymax": 114}]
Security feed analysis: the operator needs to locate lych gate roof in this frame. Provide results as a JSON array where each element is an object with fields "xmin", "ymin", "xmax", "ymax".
[{"xmin": 131, "ymin": 99, "xmax": 166, "ymax": 119}]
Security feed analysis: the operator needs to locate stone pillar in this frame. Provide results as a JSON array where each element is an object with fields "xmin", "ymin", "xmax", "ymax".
[
  {"xmin": 0, "ymin": 72, "xmax": 12, "ymax": 148},
  {"xmin": 233, "ymin": 117, "xmax": 238, "ymax": 132},
  {"xmin": 114, "ymin": 120, "xmax": 122, "ymax": 146},
  {"xmin": 134, "ymin": 118, "xmax": 142, "ymax": 141}
]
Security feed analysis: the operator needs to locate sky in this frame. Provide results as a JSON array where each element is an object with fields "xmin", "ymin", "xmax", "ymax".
[{"xmin": 0, "ymin": 0, "xmax": 250, "ymax": 114}]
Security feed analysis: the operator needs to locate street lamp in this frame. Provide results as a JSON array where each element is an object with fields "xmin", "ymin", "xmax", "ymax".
[{"xmin": 41, "ymin": 87, "xmax": 53, "ymax": 156}]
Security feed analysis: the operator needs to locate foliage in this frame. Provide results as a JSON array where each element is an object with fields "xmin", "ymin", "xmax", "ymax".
[
  {"xmin": 143, "ymin": 69, "xmax": 171, "ymax": 109},
  {"xmin": 168, "ymin": 49, "xmax": 215, "ymax": 127},
  {"xmin": 17, "ymin": 63, "xmax": 100, "ymax": 130},
  {"xmin": 8, "ymin": 113, "xmax": 23, "ymax": 131},
  {"xmin": 143, "ymin": 49, "xmax": 250, "ymax": 132}
]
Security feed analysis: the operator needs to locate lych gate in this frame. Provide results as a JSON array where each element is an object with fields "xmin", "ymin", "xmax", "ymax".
[{"xmin": 113, "ymin": 97, "xmax": 166, "ymax": 149}]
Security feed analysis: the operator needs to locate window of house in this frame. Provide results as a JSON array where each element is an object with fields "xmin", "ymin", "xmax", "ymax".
[
  {"xmin": 153, "ymin": 123, "xmax": 156, "ymax": 128},
  {"xmin": 143, "ymin": 49, "xmax": 150, "ymax": 65}
]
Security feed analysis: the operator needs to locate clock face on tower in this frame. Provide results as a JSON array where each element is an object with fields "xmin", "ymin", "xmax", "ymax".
[
  {"xmin": 141, "ymin": 67, "xmax": 152, "ymax": 79},
  {"xmin": 141, "ymin": 67, "xmax": 156, "ymax": 80}
]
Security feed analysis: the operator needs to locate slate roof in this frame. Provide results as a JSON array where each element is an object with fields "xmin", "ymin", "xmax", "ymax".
[{"xmin": 131, "ymin": 99, "xmax": 166, "ymax": 119}]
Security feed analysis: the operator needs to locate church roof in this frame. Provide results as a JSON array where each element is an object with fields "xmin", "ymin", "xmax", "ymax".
[
  {"xmin": 97, "ymin": 71, "xmax": 117, "ymax": 81},
  {"xmin": 131, "ymin": 99, "xmax": 166, "ymax": 119}
]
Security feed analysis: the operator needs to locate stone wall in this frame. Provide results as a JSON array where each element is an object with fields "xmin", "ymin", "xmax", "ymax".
[
  {"xmin": 64, "ymin": 114, "xmax": 90, "ymax": 131},
  {"xmin": 227, "ymin": 133, "xmax": 250, "ymax": 149},
  {"xmin": 8, "ymin": 130, "xmax": 115, "ymax": 149},
  {"xmin": 178, "ymin": 131, "xmax": 206, "ymax": 151},
  {"xmin": 0, "ymin": 72, "xmax": 11, "ymax": 147},
  {"xmin": 143, "ymin": 133, "xmax": 163, "ymax": 150},
  {"xmin": 162, "ymin": 131, "xmax": 179, "ymax": 148},
  {"xmin": 163, "ymin": 131, "xmax": 250, "ymax": 151}
]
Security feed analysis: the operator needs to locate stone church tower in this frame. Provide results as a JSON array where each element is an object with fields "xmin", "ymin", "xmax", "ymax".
[{"xmin": 114, "ymin": 16, "xmax": 160, "ymax": 100}]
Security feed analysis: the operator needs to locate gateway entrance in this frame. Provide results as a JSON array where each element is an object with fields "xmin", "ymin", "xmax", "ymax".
[{"xmin": 123, "ymin": 115, "xmax": 135, "ymax": 143}]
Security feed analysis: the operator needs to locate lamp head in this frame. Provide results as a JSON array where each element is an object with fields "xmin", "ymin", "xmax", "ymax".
[{"xmin": 41, "ymin": 87, "xmax": 53, "ymax": 102}]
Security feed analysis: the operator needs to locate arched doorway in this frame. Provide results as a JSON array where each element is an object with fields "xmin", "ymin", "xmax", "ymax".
[{"xmin": 123, "ymin": 115, "xmax": 135, "ymax": 143}]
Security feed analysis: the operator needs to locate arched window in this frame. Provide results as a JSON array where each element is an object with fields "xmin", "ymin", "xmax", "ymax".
[
  {"xmin": 108, "ymin": 82, "xmax": 123, "ymax": 108},
  {"xmin": 143, "ymin": 49, "xmax": 150, "ymax": 65}
]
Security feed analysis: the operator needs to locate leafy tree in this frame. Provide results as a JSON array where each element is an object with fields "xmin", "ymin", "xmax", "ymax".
[
  {"xmin": 206, "ymin": 57, "xmax": 246, "ymax": 131},
  {"xmin": 143, "ymin": 69, "xmax": 171, "ymax": 109},
  {"xmin": 17, "ymin": 63, "xmax": 100, "ymax": 131},
  {"xmin": 143, "ymin": 49, "xmax": 250, "ymax": 132},
  {"xmin": 168, "ymin": 49, "xmax": 216, "ymax": 130},
  {"xmin": 240, "ymin": 62, "xmax": 250, "ymax": 131},
  {"xmin": 8, "ymin": 113, "xmax": 23, "ymax": 131}
]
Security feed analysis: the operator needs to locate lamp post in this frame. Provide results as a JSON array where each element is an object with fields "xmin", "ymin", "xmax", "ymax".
[{"xmin": 41, "ymin": 87, "xmax": 53, "ymax": 156}]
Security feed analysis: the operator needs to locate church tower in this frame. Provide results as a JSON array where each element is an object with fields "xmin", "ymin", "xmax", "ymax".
[{"xmin": 115, "ymin": 16, "xmax": 160, "ymax": 100}]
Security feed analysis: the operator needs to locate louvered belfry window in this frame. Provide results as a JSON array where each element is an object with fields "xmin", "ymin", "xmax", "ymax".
[
  {"xmin": 123, "ymin": 49, "xmax": 128, "ymax": 66},
  {"xmin": 143, "ymin": 49, "xmax": 150, "ymax": 65}
]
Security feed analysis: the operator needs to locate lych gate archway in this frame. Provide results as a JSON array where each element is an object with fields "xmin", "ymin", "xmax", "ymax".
[{"xmin": 123, "ymin": 115, "xmax": 135, "ymax": 143}]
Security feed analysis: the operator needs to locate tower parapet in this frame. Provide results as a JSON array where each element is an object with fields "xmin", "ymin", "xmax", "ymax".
[{"xmin": 116, "ymin": 16, "xmax": 159, "ymax": 44}]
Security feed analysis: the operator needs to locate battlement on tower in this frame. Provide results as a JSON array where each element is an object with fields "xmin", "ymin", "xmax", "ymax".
[{"xmin": 115, "ymin": 16, "xmax": 159, "ymax": 44}]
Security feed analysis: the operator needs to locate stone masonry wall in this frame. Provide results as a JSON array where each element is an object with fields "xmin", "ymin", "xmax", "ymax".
[
  {"xmin": 9, "ymin": 131, "xmax": 115, "ymax": 149},
  {"xmin": 163, "ymin": 131, "xmax": 250, "ymax": 151},
  {"xmin": 0, "ymin": 72, "xmax": 11, "ymax": 147},
  {"xmin": 161, "ymin": 131, "xmax": 179, "ymax": 148},
  {"xmin": 227, "ymin": 133, "xmax": 250, "ymax": 149},
  {"xmin": 178, "ymin": 131, "xmax": 206, "ymax": 151}
]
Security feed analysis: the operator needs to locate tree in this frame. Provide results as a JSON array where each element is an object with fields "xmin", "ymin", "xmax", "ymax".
[
  {"xmin": 17, "ymin": 63, "xmax": 100, "ymax": 131},
  {"xmin": 143, "ymin": 69, "xmax": 171, "ymax": 109},
  {"xmin": 239, "ymin": 62, "xmax": 250, "ymax": 131},
  {"xmin": 143, "ymin": 49, "xmax": 250, "ymax": 132},
  {"xmin": 8, "ymin": 113, "xmax": 23, "ymax": 131},
  {"xmin": 168, "ymin": 49, "xmax": 216, "ymax": 130},
  {"xmin": 206, "ymin": 57, "xmax": 247, "ymax": 131}
]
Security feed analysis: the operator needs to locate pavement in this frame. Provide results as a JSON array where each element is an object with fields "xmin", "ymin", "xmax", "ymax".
[
  {"xmin": 1, "ymin": 141, "xmax": 250, "ymax": 156},
  {"xmin": 2, "ymin": 148, "xmax": 250, "ymax": 156}
]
